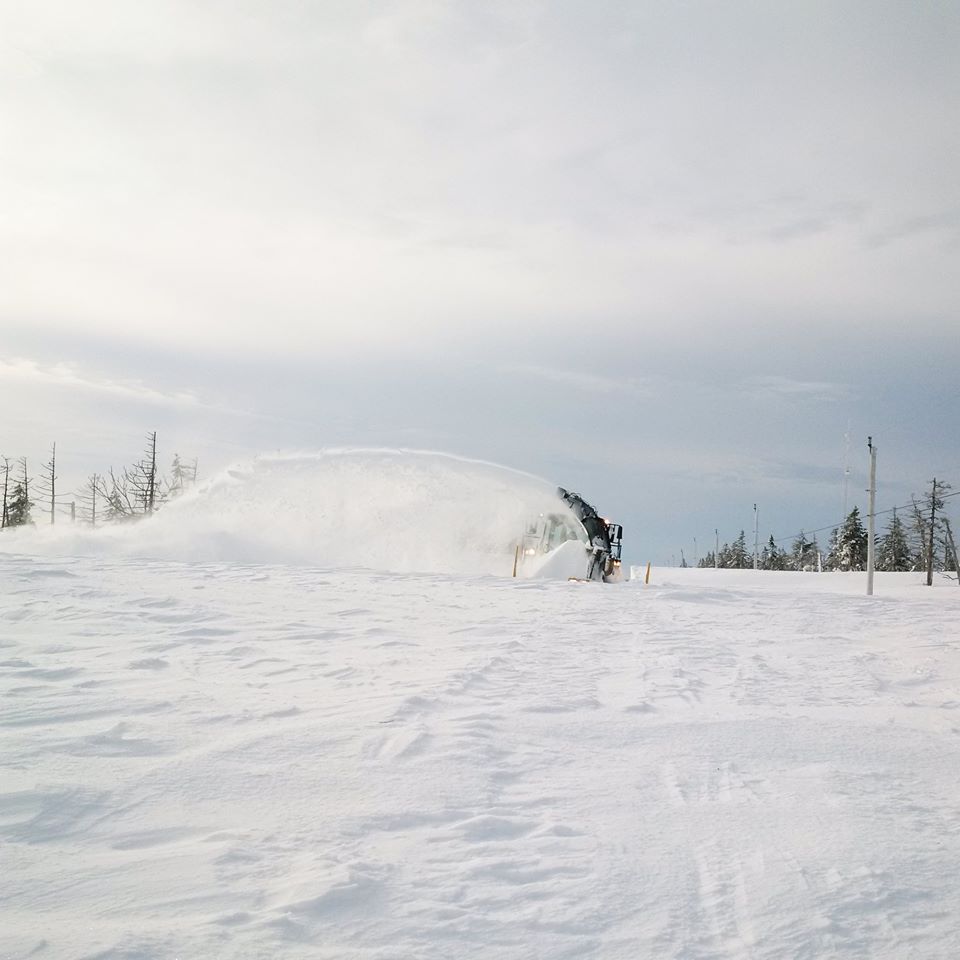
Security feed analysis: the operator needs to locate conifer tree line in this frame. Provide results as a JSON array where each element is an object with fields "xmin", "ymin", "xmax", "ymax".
[
  {"xmin": 1, "ymin": 433, "xmax": 198, "ymax": 531},
  {"xmin": 698, "ymin": 485, "xmax": 959, "ymax": 574}
]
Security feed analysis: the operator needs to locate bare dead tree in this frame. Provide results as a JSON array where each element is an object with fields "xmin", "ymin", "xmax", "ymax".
[
  {"xmin": 92, "ymin": 467, "xmax": 142, "ymax": 522},
  {"xmin": 35, "ymin": 443, "xmax": 58, "ymax": 525},
  {"xmin": 945, "ymin": 518, "xmax": 960, "ymax": 587},
  {"xmin": 1, "ymin": 457, "xmax": 9, "ymax": 529},
  {"xmin": 93, "ymin": 433, "xmax": 165, "ymax": 522},
  {"xmin": 125, "ymin": 432, "xmax": 160, "ymax": 515},
  {"xmin": 911, "ymin": 495, "xmax": 929, "ymax": 572},
  {"xmin": 913, "ymin": 482, "xmax": 953, "ymax": 585},
  {"xmin": 926, "ymin": 478, "xmax": 938, "ymax": 586},
  {"xmin": 76, "ymin": 473, "xmax": 101, "ymax": 527},
  {"xmin": 145, "ymin": 431, "xmax": 157, "ymax": 514}
]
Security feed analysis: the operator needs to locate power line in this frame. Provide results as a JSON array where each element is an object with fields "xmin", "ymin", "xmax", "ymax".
[{"xmin": 766, "ymin": 488, "xmax": 960, "ymax": 547}]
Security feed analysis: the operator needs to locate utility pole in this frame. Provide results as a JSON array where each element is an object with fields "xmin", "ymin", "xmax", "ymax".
[
  {"xmin": 842, "ymin": 422, "xmax": 851, "ymax": 517},
  {"xmin": 693, "ymin": 537, "xmax": 698, "ymax": 567},
  {"xmin": 714, "ymin": 529, "xmax": 719, "ymax": 569},
  {"xmin": 753, "ymin": 503, "xmax": 759, "ymax": 570},
  {"xmin": 927, "ymin": 478, "xmax": 937, "ymax": 587},
  {"xmin": 866, "ymin": 437, "xmax": 877, "ymax": 596}
]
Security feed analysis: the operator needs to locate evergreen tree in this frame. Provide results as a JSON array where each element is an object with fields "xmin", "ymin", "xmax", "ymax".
[
  {"xmin": 729, "ymin": 530, "xmax": 749, "ymax": 569},
  {"xmin": 168, "ymin": 454, "xmax": 197, "ymax": 498},
  {"xmin": 170, "ymin": 454, "xmax": 185, "ymax": 497},
  {"xmin": 761, "ymin": 535, "xmax": 786, "ymax": 570},
  {"xmin": 825, "ymin": 528, "xmax": 839, "ymax": 571},
  {"xmin": 789, "ymin": 533, "xmax": 808, "ymax": 571},
  {"xmin": 789, "ymin": 532, "xmax": 820, "ymax": 571},
  {"xmin": 165, "ymin": 453, "xmax": 197, "ymax": 499},
  {"xmin": 698, "ymin": 551, "xmax": 716, "ymax": 569},
  {"xmin": 717, "ymin": 542, "xmax": 732, "ymax": 568},
  {"xmin": 6, "ymin": 482, "xmax": 32, "ymax": 527},
  {"xmin": 4, "ymin": 459, "xmax": 33, "ymax": 527},
  {"xmin": 877, "ymin": 509, "xmax": 913, "ymax": 572},
  {"xmin": 833, "ymin": 507, "xmax": 868, "ymax": 571}
]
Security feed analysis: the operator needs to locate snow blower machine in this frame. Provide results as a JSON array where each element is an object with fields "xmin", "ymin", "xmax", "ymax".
[{"xmin": 516, "ymin": 488, "xmax": 623, "ymax": 582}]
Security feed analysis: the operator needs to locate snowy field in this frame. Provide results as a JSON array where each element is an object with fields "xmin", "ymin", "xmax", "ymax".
[
  {"xmin": 2, "ymin": 454, "xmax": 959, "ymax": 958},
  {"xmin": 3, "ymin": 555, "xmax": 960, "ymax": 959}
]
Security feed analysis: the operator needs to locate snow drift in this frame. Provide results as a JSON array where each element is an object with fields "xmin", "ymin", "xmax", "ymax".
[
  {"xmin": 0, "ymin": 450, "xmax": 579, "ymax": 577},
  {"xmin": 4, "ymin": 559, "xmax": 959, "ymax": 959}
]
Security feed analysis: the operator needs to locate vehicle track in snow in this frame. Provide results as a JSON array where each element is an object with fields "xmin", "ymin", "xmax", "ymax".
[{"xmin": 1, "ymin": 559, "xmax": 959, "ymax": 958}]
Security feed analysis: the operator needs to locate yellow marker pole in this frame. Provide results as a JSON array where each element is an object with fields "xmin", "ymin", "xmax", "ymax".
[
  {"xmin": 512, "ymin": 544, "xmax": 521, "ymax": 578},
  {"xmin": 644, "ymin": 562, "xmax": 651, "ymax": 584}
]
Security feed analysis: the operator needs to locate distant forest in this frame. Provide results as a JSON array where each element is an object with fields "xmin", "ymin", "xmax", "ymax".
[{"xmin": 700, "ymin": 484, "xmax": 959, "ymax": 575}]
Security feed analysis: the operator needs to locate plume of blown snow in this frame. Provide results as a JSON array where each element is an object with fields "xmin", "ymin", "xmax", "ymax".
[{"xmin": 0, "ymin": 449, "xmax": 574, "ymax": 577}]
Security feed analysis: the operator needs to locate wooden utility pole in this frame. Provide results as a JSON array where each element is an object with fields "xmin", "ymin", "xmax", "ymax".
[{"xmin": 927, "ymin": 478, "xmax": 937, "ymax": 587}]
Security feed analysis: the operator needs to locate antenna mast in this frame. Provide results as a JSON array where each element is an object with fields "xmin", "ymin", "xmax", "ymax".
[{"xmin": 842, "ymin": 422, "xmax": 851, "ymax": 517}]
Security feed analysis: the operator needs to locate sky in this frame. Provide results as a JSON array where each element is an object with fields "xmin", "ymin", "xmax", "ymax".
[{"xmin": 2, "ymin": 0, "xmax": 958, "ymax": 564}]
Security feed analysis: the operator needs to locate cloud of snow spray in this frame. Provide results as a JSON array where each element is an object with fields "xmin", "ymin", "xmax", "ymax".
[{"xmin": 1, "ymin": 450, "xmax": 580, "ymax": 577}]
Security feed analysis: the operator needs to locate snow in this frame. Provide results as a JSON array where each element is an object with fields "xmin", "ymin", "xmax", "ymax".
[
  {"xmin": 519, "ymin": 538, "xmax": 594, "ymax": 581},
  {"xmin": 0, "ymin": 450, "xmax": 575, "ymax": 576},
  {"xmin": 2, "ymin": 454, "xmax": 960, "ymax": 958}
]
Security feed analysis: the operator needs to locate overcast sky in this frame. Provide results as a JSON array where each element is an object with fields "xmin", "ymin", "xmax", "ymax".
[{"xmin": 2, "ymin": 0, "xmax": 958, "ymax": 563}]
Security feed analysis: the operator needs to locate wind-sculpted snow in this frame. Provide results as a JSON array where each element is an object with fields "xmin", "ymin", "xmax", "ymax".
[
  {"xmin": 0, "ymin": 450, "xmax": 575, "ymax": 576},
  {"xmin": 2, "ymin": 562, "xmax": 959, "ymax": 959}
]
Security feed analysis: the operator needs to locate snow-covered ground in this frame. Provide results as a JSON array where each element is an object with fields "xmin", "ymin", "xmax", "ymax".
[
  {"xmin": 2, "ymin": 454, "xmax": 958, "ymax": 957},
  {"xmin": 3, "ymin": 553, "xmax": 959, "ymax": 959}
]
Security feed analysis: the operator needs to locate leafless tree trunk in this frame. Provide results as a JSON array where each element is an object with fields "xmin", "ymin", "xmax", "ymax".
[
  {"xmin": 76, "ymin": 474, "xmax": 101, "ymax": 527},
  {"xmin": 37, "ymin": 443, "xmax": 57, "ymax": 525},
  {"xmin": 1, "ymin": 457, "xmax": 9, "ymax": 529},
  {"xmin": 145, "ymin": 432, "xmax": 157, "ymax": 514},
  {"xmin": 945, "ymin": 519, "xmax": 960, "ymax": 587}
]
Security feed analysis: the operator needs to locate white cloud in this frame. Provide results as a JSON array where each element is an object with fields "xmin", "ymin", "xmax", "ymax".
[
  {"xmin": 501, "ymin": 363, "xmax": 651, "ymax": 397},
  {"xmin": 0, "ymin": 1, "xmax": 956, "ymax": 360},
  {"xmin": 744, "ymin": 376, "xmax": 853, "ymax": 404},
  {"xmin": 0, "ymin": 356, "xmax": 200, "ymax": 407}
]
